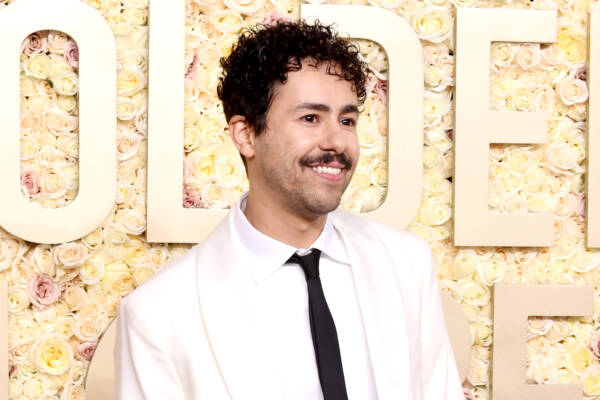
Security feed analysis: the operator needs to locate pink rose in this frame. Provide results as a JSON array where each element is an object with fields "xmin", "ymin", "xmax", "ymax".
[
  {"xmin": 183, "ymin": 189, "xmax": 205, "ymax": 208},
  {"xmin": 576, "ymin": 194, "xmax": 586, "ymax": 218},
  {"xmin": 27, "ymin": 273, "xmax": 61, "ymax": 311},
  {"xmin": 575, "ymin": 66, "xmax": 587, "ymax": 81},
  {"xmin": 64, "ymin": 41, "xmax": 79, "ymax": 69},
  {"xmin": 21, "ymin": 170, "xmax": 40, "ymax": 195},
  {"xmin": 185, "ymin": 54, "xmax": 198, "ymax": 80},
  {"xmin": 364, "ymin": 73, "xmax": 378, "ymax": 93},
  {"xmin": 375, "ymin": 77, "xmax": 388, "ymax": 103},
  {"xmin": 21, "ymin": 32, "xmax": 48, "ymax": 56},
  {"xmin": 78, "ymin": 341, "xmax": 97, "ymax": 361},
  {"xmin": 591, "ymin": 330, "xmax": 600, "ymax": 359},
  {"xmin": 462, "ymin": 381, "xmax": 474, "ymax": 400},
  {"xmin": 263, "ymin": 11, "xmax": 292, "ymax": 26}
]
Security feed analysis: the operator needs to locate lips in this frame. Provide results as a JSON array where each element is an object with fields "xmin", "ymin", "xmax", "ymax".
[{"xmin": 309, "ymin": 163, "xmax": 344, "ymax": 181}]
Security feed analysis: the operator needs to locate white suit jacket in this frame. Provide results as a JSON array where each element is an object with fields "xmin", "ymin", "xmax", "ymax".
[{"xmin": 114, "ymin": 207, "xmax": 464, "ymax": 399}]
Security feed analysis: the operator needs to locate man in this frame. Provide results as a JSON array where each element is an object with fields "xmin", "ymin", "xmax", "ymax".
[{"xmin": 115, "ymin": 20, "xmax": 463, "ymax": 399}]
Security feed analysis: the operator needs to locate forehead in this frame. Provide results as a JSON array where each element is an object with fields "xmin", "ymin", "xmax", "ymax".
[{"xmin": 270, "ymin": 61, "xmax": 358, "ymax": 110}]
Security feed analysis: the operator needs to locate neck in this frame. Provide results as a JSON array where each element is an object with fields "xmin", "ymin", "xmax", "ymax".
[{"xmin": 243, "ymin": 190, "xmax": 327, "ymax": 249}]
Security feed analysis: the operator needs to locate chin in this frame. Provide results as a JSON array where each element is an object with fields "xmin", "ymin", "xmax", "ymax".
[{"xmin": 302, "ymin": 195, "xmax": 342, "ymax": 217}]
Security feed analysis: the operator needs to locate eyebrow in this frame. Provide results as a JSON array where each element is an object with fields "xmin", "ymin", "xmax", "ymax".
[{"xmin": 294, "ymin": 102, "xmax": 359, "ymax": 114}]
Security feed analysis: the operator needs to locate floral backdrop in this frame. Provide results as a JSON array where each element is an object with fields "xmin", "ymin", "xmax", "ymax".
[{"xmin": 0, "ymin": 0, "xmax": 598, "ymax": 397}]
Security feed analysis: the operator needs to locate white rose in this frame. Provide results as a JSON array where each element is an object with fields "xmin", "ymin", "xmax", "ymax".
[
  {"xmin": 44, "ymin": 107, "xmax": 77, "ymax": 136},
  {"xmin": 476, "ymin": 258, "xmax": 507, "ymax": 286},
  {"xmin": 116, "ymin": 209, "xmax": 146, "ymax": 235},
  {"xmin": 514, "ymin": 43, "xmax": 541, "ymax": 70},
  {"xmin": 8, "ymin": 287, "xmax": 30, "ymax": 314},
  {"xmin": 53, "ymin": 242, "xmax": 88, "ymax": 268},
  {"xmin": 411, "ymin": 7, "xmax": 453, "ymax": 43},
  {"xmin": 490, "ymin": 42, "xmax": 514, "ymax": 66},
  {"xmin": 460, "ymin": 280, "xmax": 490, "ymax": 307},
  {"xmin": 467, "ymin": 357, "xmax": 489, "ymax": 386},
  {"xmin": 47, "ymin": 31, "xmax": 69, "ymax": 54},
  {"xmin": 223, "ymin": 0, "xmax": 266, "ymax": 14},
  {"xmin": 39, "ymin": 167, "xmax": 68, "ymax": 199},
  {"xmin": 557, "ymin": 77, "xmax": 588, "ymax": 105},
  {"xmin": 544, "ymin": 143, "xmax": 579, "ymax": 171},
  {"xmin": 418, "ymin": 195, "xmax": 451, "ymax": 226},
  {"xmin": 103, "ymin": 222, "xmax": 128, "ymax": 245},
  {"xmin": 72, "ymin": 318, "xmax": 101, "ymax": 342},
  {"xmin": 52, "ymin": 71, "xmax": 78, "ymax": 96},
  {"xmin": 78, "ymin": 257, "xmax": 105, "ymax": 285},
  {"xmin": 116, "ymin": 131, "xmax": 142, "ymax": 161},
  {"xmin": 24, "ymin": 54, "xmax": 51, "ymax": 79}
]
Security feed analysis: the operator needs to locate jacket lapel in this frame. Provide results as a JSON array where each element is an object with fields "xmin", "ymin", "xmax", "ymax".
[
  {"xmin": 194, "ymin": 212, "xmax": 283, "ymax": 400},
  {"xmin": 331, "ymin": 209, "xmax": 412, "ymax": 399}
]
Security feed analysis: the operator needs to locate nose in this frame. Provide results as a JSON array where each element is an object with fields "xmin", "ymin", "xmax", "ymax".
[{"xmin": 319, "ymin": 117, "xmax": 349, "ymax": 155}]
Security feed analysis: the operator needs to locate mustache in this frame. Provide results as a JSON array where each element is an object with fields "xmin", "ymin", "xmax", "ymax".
[{"xmin": 301, "ymin": 152, "xmax": 353, "ymax": 169}]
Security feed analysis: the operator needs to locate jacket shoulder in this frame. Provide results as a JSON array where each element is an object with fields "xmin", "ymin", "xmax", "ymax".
[
  {"xmin": 120, "ymin": 245, "xmax": 200, "ymax": 324},
  {"xmin": 334, "ymin": 209, "xmax": 432, "ymax": 256}
]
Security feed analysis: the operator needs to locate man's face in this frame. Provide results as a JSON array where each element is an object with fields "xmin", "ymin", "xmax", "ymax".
[{"xmin": 249, "ymin": 59, "xmax": 360, "ymax": 219}]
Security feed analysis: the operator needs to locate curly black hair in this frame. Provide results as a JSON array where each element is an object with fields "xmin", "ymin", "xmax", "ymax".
[{"xmin": 217, "ymin": 20, "xmax": 369, "ymax": 135}]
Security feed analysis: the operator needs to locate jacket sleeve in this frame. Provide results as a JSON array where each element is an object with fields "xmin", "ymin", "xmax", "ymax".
[
  {"xmin": 114, "ymin": 295, "xmax": 186, "ymax": 400},
  {"xmin": 420, "ymin": 245, "xmax": 465, "ymax": 400}
]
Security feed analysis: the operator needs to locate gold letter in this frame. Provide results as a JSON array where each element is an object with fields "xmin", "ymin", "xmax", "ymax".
[
  {"xmin": 0, "ymin": 0, "xmax": 116, "ymax": 244},
  {"xmin": 454, "ymin": 9, "xmax": 556, "ymax": 246},
  {"xmin": 493, "ymin": 284, "xmax": 592, "ymax": 399},
  {"xmin": 587, "ymin": 5, "xmax": 600, "ymax": 247},
  {"xmin": 146, "ymin": 0, "xmax": 227, "ymax": 243}
]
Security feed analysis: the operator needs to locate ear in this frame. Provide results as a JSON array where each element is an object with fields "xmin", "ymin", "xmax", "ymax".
[{"xmin": 229, "ymin": 115, "xmax": 256, "ymax": 160}]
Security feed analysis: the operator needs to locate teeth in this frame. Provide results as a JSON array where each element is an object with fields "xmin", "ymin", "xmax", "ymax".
[{"xmin": 312, "ymin": 166, "xmax": 342, "ymax": 175}]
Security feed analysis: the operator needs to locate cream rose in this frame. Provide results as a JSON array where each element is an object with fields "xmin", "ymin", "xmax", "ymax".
[
  {"xmin": 78, "ymin": 258, "xmax": 105, "ymax": 285},
  {"xmin": 582, "ymin": 367, "xmax": 600, "ymax": 396},
  {"xmin": 44, "ymin": 107, "xmax": 77, "ymax": 136},
  {"xmin": 476, "ymin": 258, "xmax": 507, "ymax": 286},
  {"xmin": 490, "ymin": 42, "xmax": 514, "ymax": 67},
  {"xmin": 460, "ymin": 280, "xmax": 490, "ymax": 307},
  {"xmin": 557, "ymin": 77, "xmax": 588, "ymax": 105},
  {"xmin": 30, "ymin": 245, "xmax": 55, "ymax": 276},
  {"xmin": 53, "ymin": 242, "xmax": 88, "ymax": 268},
  {"xmin": 72, "ymin": 317, "xmax": 101, "ymax": 342},
  {"xmin": 411, "ymin": 7, "xmax": 453, "ymax": 43},
  {"xmin": 31, "ymin": 335, "xmax": 73, "ymax": 375},
  {"xmin": 24, "ymin": 54, "xmax": 51, "ymax": 79},
  {"xmin": 116, "ymin": 208, "xmax": 146, "ymax": 235},
  {"xmin": 467, "ymin": 357, "xmax": 489, "ymax": 386},
  {"xmin": 514, "ymin": 43, "xmax": 541, "ymax": 70},
  {"xmin": 117, "ymin": 69, "xmax": 145, "ymax": 96},
  {"xmin": 103, "ymin": 222, "xmax": 128, "ymax": 245},
  {"xmin": 117, "ymin": 131, "xmax": 142, "ymax": 161},
  {"xmin": 8, "ymin": 287, "xmax": 30, "ymax": 314},
  {"xmin": 52, "ymin": 71, "xmax": 78, "ymax": 96},
  {"xmin": 48, "ymin": 53, "xmax": 72, "ymax": 77},
  {"xmin": 418, "ymin": 195, "xmax": 451, "ymax": 226},
  {"xmin": 133, "ymin": 266, "xmax": 156, "ymax": 286},
  {"xmin": 63, "ymin": 286, "xmax": 86, "ymax": 311},
  {"xmin": 103, "ymin": 261, "xmax": 134, "ymax": 296},
  {"xmin": 47, "ymin": 31, "xmax": 69, "ymax": 54},
  {"xmin": 223, "ymin": 0, "xmax": 266, "ymax": 14}
]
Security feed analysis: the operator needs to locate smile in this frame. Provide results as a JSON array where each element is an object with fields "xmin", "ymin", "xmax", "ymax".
[{"xmin": 311, "ymin": 165, "xmax": 343, "ymax": 181}]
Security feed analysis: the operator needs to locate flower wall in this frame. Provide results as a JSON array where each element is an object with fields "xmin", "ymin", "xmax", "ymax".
[{"xmin": 2, "ymin": 0, "xmax": 599, "ymax": 398}]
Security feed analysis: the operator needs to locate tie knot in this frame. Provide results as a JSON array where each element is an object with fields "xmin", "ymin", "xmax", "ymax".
[{"xmin": 287, "ymin": 249, "xmax": 321, "ymax": 281}]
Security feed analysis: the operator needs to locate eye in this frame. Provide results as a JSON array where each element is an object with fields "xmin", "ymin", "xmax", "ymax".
[
  {"xmin": 302, "ymin": 114, "xmax": 318, "ymax": 123},
  {"xmin": 340, "ymin": 117, "xmax": 356, "ymax": 127}
]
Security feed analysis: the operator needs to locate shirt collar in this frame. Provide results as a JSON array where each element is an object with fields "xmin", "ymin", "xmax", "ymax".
[{"xmin": 233, "ymin": 193, "xmax": 349, "ymax": 284}]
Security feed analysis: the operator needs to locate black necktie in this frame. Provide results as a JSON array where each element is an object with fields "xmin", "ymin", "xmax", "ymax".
[{"xmin": 287, "ymin": 249, "xmax": 349, "ymax": 400}]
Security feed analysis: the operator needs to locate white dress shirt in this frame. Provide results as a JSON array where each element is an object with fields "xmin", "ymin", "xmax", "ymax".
[{"xmin": 234, "ymin": 195, "xmax": 377, "ymax": 399}]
